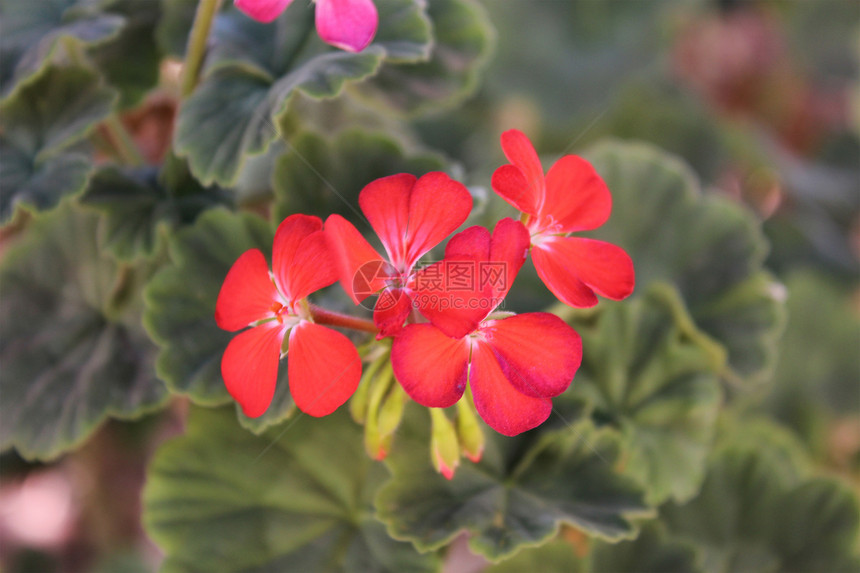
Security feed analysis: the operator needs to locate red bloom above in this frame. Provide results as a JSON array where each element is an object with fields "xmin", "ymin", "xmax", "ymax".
[
  {"xmin": 391, "ymin": 219, "xmax": 583, "ymax": 436},
  {"xmin": 491, "ymin": 129, "xmax": 635, "ymax": 307},
  {"xmin": 234, "ymin": 0, "xmax": 378, "ymax": 53},
  {"xmin": 325, "ymin": 172, "xmax": 473, "ymax": 338},
  {"xmin": 215, "ymin": 215, "xmax": 361, "ymax": 418}
]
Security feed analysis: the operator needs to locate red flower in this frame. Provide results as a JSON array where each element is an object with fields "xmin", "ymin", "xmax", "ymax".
[
  {"xmin": 215, "ymin": 215, "xmax": 361, "ymax": 418},
  {"xmin": 391, "ymin": 219, "xmax": 583, "ymax": 436},
  {"xmin": 491, "ymin": 129, "xmax": 635, "ymax": 307},
  {"xmin": 234, "ymin": 0, "xmax": 378, "ymax": 53},
  {"xmin": 325, "ymin": 172, "xmax": 472, "ymax": 338}
]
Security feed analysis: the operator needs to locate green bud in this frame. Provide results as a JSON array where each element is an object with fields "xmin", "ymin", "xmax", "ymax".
[
  {"xmin": 430, "ymin": 408, "xmax": 460, "ymax": 480},
  {"xmin": 456, "ymin": 394, "xmax": 485, "ymax": 463}
]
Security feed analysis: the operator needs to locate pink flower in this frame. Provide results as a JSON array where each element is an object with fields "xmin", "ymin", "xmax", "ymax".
[
  {"xmin": 325, "ymin": 172, "xmax": 473, "ymax": 338},
  {"xmin": 235, "ymin": 0, "xmax": 378, "ymax": 53},
  {"xmin": 391, "ymin": 219, "xmax": 583, "ymax": 436},
  {"xmin": 215, "ymin": 215, "xmax": 361, "ymax": 417},
  {"xmin": 491, "ymin": 129, "xmax": 635, "ymax": 307}
]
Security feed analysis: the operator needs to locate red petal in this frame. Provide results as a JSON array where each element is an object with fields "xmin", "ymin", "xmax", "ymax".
[
  {"xmin": 324, "ymin": 214, "xmax": 388, "ymax": 304},
  {"xmin": 315, "ymin": 0, "xmax": 378, "ymax": 53},
  {"xmin": 444, "ymin": 224, "xmax": 490, "ymax": 260},
  {"xmin": 469, "ymin": 341, "xmax": 552, "ymax": 436},
  {"xmin": 272, "ymin": 214, "xmax": 323, "ymax": 300},
  {"xmin": 221, "ymin": 324, "xmax": 286, "ymax": 418},
  {"xmin": 215, "ymin": 249, "xmax": 278, "ymax": 331},
  {"xmin": 235, "ymin": 0, "xmax": 293, "ymax": 23},
  {"xmin": 390, "ymin": 324, "xmax": 469, "ymax": 408},
  {"xmin": 290, "ymin": 230, "xmax": 338, "ymax": 301},
  {"xmin": 287, "ymin": 322, "xmax": 361, "ymax": 417},
  {"xmin": 373, "ymin": 287, "xmax": 413, "ymax": 338},
  {"xmin": 491, "ymin": 164, "xmax": 538, "ymax": 215},
  {"xmin": 540, "ymin": 155, "xmax": 612, "ymax": 233},
  {"xmin": 487, "ymin": 218, "xmax": 530, "ymax": 301},
  {"xmin": 532, "ymin": 236, "xmax": 635, "ymax": 307},
  {"xmin": 482, "ymin": 313, "xmax": 581, "ymax": 398},
  {"xmin": 403, "ymin": 172, "xmax": 473, "ymax": 268},
  {"xmin": 359, "ymin": 174, "xmax": 415, "ymax": 269},
  {"xmin": 499, "ymin": 129, "xmax": 545, "ymax": 213}
]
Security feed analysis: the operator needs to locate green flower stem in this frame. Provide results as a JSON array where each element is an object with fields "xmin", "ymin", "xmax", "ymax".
[
  {"xmin": 309, "ymin": 304, "xmax": 378, "ymax": 334},
  {"xmin": 103, "ymin": 115, "xmax": 145, "ymax": 166},
  {"xmin": 180, "ymin": 0, "xmax": 224, "ymax": 98}
]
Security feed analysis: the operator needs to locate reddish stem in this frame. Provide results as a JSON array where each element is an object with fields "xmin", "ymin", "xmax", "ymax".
[{"xmin": 309, "ymin": 304, "xmax": 378, "ymax": 334}]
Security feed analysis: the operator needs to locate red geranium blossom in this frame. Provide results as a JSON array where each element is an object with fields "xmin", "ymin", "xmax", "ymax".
[
  {"xmin": 235, "ymin": 0, "xmax": 378, "ymax": 53},
  {"xmin": 215, "ymin": 214, "xmax": 361, "ymax": 418},
  {"xmin": 491, "ymin": 129, "xmax": 635, "ymax": 307},
  {"xmin": 325, "ymin": 172, "xmax": 472, "ymax": 338},
  {"xmin": 391, "ymin": 219, "xmax": 583, "ymax": 437}
]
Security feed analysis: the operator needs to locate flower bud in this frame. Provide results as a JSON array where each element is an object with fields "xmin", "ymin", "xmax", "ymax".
[
  {"xmin": 456, "ymin": 395, "xmax": 485, "ymax": 463},
  {"xmin": 430, "ymin": 408, "xmax": 460, "ymax": 480}
]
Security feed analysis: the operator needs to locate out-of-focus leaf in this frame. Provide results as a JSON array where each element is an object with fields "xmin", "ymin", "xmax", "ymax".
[
  {"xmin": 584, "ymin": 140, "xmax": 785, "ymax": 385},
  {"xmin": 142, "ymin": 208, "xmax": 300, "ymax": 433},
  {"xmin": 483, "ymin": 539, "xmax": 585, "ymax": 573},
  {"xmin": 761, "ymin": 271, "xmax": 860, "ymax": 455},
  {"xmin": 0, "ymin": 54, "xmax": 116, "ymax": 224},
  {"xmin": 80, "ymin": 166, "xmax": 231, "ymax": 260},
  {"xmin": 0, "ymin": 0, "xmax": 124, "ymax": 96},
  {"xmin": 591, "ymin": 522, "xmax": 702, "ymax": 573},
  {"xmin": 662, "ymin": 444, "xmax": 860, "ymax": 573},
  {"xmin": 272, "ymin": 129, "xmax": 445, "ymax": 221},
  {"xmin": 155, "ymin": 0, "xmax": 201, "ymax": 58},
  {"xmin": 175, "ymin": 0, "xmax": 431, "ymax": 187},
  {"xmin": 376, "ymin": 409, "xmax": 650, "ymax": 562},
  {"xmin": 567, "ymin": 284, "xmax": 723, "ymax": 505},
  {"xmin": 0, "ymin": 203, "xmax": 168, "ymax": 460},
  {"xmin": 143, "ymin": 407, "xmax": 439, "ymax": 573},
  {"xmin": 89, "ymin": 0, "xmax": 162, "ymax": 109},
  {"xmin": 354, "ymin": 0, "xmax": 494, "ymax": 115}
]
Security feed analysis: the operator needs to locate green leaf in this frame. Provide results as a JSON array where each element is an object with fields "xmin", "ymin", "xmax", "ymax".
[
  {"xmin": 354, "ymin": 0, "xmax": 495, "ymax": 115},
  {"xmin": 590, "ymin": 522, "xmax": 702, "ymax": 573},
  {"xmin": 376, "ymin": 409, "xmax": 651, "ymax": 562},
  {"xmin": 0, "ymin": 0, "xmax": 124, "ymax": 96},
  {"xmin": 143, "ymin": 407, "xmax": 439, "ymax": 573},
  {"xmin": 88, "ymin": 0, "xmax": 162, "ymax": 109},
  {"xmin": 272, "ymin": 129, "xmax": 445, "ymax": 221},
  {"xmin": 761, "ymin": 271, "xmax": 860, "ymax": 453},
  {"xmin": 142, "ymin": 208, "xmax": 300, "ymax": 433},
  {"xmin": 175, "ymin": 0, "xmax": 432, "ymax": 187},
  {"xmin": 0, "ymin": 203, "xmax": 168, "ymax": 460},
  {"xmin": 483, "ymin": 539, "xmax": 585, "ymax": 573},
  {"xmin": 662, "ymin": 444, "xmax": 860, "ymax": 573},
  {"xmin": 80, "ymin": 166, "xmax": 231, "ymax": 260},
  {"xmin": 567, "ymin": 284, "xmax": 723, "ymax": 505},
  {"xmin": 0, "ymin": 54, "xmax": 116, "ymax": 223},
  {"xmin": 583, "ymin": 140, "xmax": 785, "ymax": 385}
]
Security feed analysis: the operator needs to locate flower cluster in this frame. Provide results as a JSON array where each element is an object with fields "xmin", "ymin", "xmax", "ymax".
[{"xmin": 216, "ymin": 131, "xmax": 634, "ymax": 477}]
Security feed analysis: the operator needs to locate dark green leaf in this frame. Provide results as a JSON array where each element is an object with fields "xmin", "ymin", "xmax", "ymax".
[
  {"xmin": 143, "ymin": 407, "xmax": 439, "ymax": 573},
  {"xmin": 376, "ymin": 410, "xmax": 650, "ymax": 562},
  {"xmin": 355, "ymin": 0, "xmax": 495, "ymax": 114},
  {"xmin": 89, "ymin": 0, "xmax": 162, "ymax": 109},
  {"xmin": 272, "ymin": 129, "xmax": 445, "ymax": 221},
  {"xmin": 0, "ymin": 0, "xmax": 124, "ymax": 96},
  {"xmin": 590, "ymin": 522, "xmax": 702, "ymax": 573},
  {"xmin": 174, "ymin": 0, "xmax": 432, "ymax": 187},
  {"xmin": 0, "ymin": 203, "xmax": 168, "ymax": 460},
  {"xmin": 80, "ymin": 166, "xmax": 231, "ymax": 260},
  {"xmin": 662, "ymin": 444, "xmax": 860, "ymax": 573},
  {"xmin": 567, "ymin": 284, "xmax": 723, "ymax": 505},
  {"xmin": 584, "ymin": 140, "xmax": 785, "ymax": 385},
  {"xmin": 0, "ymin": 55, "xmax": 116, "ymax": 223}
]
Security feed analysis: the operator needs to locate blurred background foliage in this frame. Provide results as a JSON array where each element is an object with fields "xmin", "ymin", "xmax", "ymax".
[{"xmin": 0, "ymin": 0, "xmax": 858, "ymax": 571}]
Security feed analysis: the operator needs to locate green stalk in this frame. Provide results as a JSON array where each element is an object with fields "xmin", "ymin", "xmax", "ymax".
[{"xmin": 180, "ymin": 0, "xmax": 224, "ymax": 98}]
